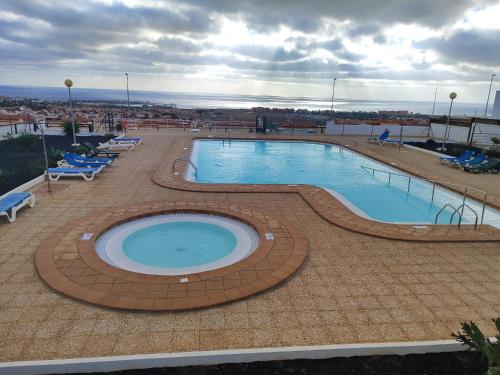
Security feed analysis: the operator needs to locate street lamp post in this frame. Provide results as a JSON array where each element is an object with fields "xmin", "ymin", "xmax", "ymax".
[
  {"xmin": 330, "ymin": 77, "xmax": 337, "ymax": 123},
  {"xmin": 64, "ymin": 79, "xmax": 79, "ymax": 146},
  {"xmin": 125, "ymin": 73, "xmax": 130, "ymax": 136},
  {"xmin": 39, "ymin": 120, "xmax": 51, "ymax": 192},
  {"xmin": 442, "ymin": 92, "xmax": 457, "ymax": 151},
  {"xmin": 484, "ymin": 73, "xmax": 496, "ymax": 116},
  {"xmin": 431, "ymin": 84, "xmax": 438, "ymax": 116}
]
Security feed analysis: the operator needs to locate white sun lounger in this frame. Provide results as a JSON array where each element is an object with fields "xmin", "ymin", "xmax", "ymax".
[
  {"xmin": 98, "ymin": 142, "xmax": 135, "ymax": 151},
  {"xmin": 114, "ymin": 136, "xmax": 143, "ymax": 145},
  {"xmin": 47, "ymin": 166, "xmax": 104, "ymax": 181},
  {"xmin": 0, "ymin": 192, "xmax": 35, "ymax": 223}
]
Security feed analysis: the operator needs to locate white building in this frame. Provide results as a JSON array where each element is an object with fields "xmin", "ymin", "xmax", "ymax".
[{"xmin": 493, "ymin": 90, "xmax": 500, "ymax": 119}]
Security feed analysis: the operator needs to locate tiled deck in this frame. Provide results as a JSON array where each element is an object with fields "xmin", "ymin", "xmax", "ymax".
[
  {"xmin": 1, "ymin": 129, "xmax": 500, "ymax": 362},
  {"xmin": 36, "ymin": 202, "xmax": 307, "ymax": 310}
]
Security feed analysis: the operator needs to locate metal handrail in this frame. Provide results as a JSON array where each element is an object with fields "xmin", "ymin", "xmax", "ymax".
[
  {"xmin": 340, "ymin": 141, "xmax": 359, "ymax": 152},
  {"xmin": 450, "ymin": 203, "xmax": 479, "ymax": 230},
  {"xmin": 172, "ymin": 158, "xmax": 197, "ymax": 178},
  {"xmin": 435, "ymin": 204, "xmax": 462, "ymax": 225},
  {"xmin": 360, "ymin": 165, "xmax": 488, "ymax": 224}
]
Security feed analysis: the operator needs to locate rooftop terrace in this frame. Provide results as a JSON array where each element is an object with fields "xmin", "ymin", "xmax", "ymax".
[{"xmin": 1, "ymin": 129, "xmax": 499, "ymax": 362}]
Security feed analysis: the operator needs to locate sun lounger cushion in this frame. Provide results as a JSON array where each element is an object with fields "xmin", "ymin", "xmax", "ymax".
[{"xmin": 0, "ymin": 192, "xmax": 35, "ymax": 223}]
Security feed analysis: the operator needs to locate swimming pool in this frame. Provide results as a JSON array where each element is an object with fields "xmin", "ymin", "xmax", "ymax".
[
  {"xmin": 95, "ymin": 213, "xmax": 260, "ymax": 275},
  {"xmin": 188, "ymin": 140, "xmax": 500, "ymax": 227}
]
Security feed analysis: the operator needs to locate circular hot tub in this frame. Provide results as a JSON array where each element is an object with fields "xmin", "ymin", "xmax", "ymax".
[{"xmin": 95, "ymin": 213, "xmax": 260, "ymax": 275}]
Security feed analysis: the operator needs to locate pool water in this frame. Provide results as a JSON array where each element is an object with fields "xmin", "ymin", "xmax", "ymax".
[
  {"xmin": 95, "ymin": 213, "xmax": 260, "ymax": 275},
  {"xmin": 189, "ymin": 140, "xmax": 500, "ymax": 226},
  {"xmin": 123, "ymin": 221, "xmax": 236, "ymax": 268}
]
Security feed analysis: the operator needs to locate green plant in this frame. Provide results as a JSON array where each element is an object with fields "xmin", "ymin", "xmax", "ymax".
[
  {"xmin": 453, "ymin": 318, "xmax": 500, "ymax": 375},
  {"xmin": 2, "ymin": 132, "xmax": 14, "ymax": 141},
  {"xmin": 47, "ymin": 147, "xmax": 63, "ymax": 167},
  {"xmin": 0, "ymin": 169, "xmax": 9, "ymax": 185},
  {"xmin": 24, "ymin": 161, "xmax": 45, "ymax": 175},
  {"xmin": 492, "ymin": 137, "xmax": 500, "ymax": 145},
  {"xmin": 62, "ymin": 120, "xmax": 80, "ymax": 138},
  {"xmin": 72, "ymin": 145, "xmax": 90, "ymax": 155},
  {"xmin": 16, "ymin": 131, "xmax": 38, "ymax": 149}
]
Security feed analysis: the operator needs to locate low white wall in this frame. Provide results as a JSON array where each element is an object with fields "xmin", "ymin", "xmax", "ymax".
[
  {"xmin": 325, "ymin": 120, "xmax": 500, "ymax": 144},
  {"xmin": 0, "ymin": 174, "xmax": 45, "ymax": 200},
  {"xmin": 0, "ymin": 340, "xmax": 467, "ymax": 375},
  {"xmin": 325, "ymin": 121, "xmax": 430, "ymax": 138}
]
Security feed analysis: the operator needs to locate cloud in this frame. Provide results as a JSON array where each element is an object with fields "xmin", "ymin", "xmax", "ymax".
[{"xmin": 416, "ymin": 29, "xmax": 500, "ymax": 67}]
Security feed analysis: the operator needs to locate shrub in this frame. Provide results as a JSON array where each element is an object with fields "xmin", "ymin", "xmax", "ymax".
[
  {"xmin": 72, "ymin": 145, "xmax": 90, "ymax": 155},
  {"xmin": 103, "ymin": 133, "xmax": 116, "ymax": 141},
  {"xmin": 2, "ymin": 132, "xmax": 14, "ymax": 141},
  {"xmin": 24, "ymin": 161, "xmax": 45, "ymax": 175},
  {"xmin": 492, "ymin": 137, "xmax": 500, "ymax": 145},
  {"xmin": 16, "ymin": 131, "xmax": 38, "ymax": 149},
  {"xmin": 453, "ymin": 318, "xmax": 500, "ymax": 375},
  {"xmin": 0, "ymin": 169, "xmax": 9, "ymax": 185},
  {"xmin": 47, "ymin": 147, "xmax": 63, "ymax": 167},
  {"xmin": 62, "ymin": 120, "xmax": 80, "ymax": 138}
]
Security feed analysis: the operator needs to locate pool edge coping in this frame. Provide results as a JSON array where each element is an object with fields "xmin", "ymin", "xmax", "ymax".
[{"xmin": 152, "ymin": 136, "xmax": 500, "ymax": 242}]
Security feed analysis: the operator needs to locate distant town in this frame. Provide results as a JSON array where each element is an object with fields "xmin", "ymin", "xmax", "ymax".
[{"xmin": 0, "ymin": 97, "xmax": 432, "ymax": 134}]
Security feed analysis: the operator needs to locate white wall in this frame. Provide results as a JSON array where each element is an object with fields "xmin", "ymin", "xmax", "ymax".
[
  {"xmin": 325, "ymin": 121, "xmax": 430, "ymax": 138},
  {"xmin": 493, "ymin": 90, "xmax": 500, "ymax": 119},
  {"xmin": 325, "ymin": 120, "xmax": 500, "ymax": 145}
]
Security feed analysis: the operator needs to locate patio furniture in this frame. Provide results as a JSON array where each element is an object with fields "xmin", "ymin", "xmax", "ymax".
[
  {"xmin": 368, "ymin": 130, "xmax": 400, "ymax": 146},
  {"xmin": 83, "ymin": 142, "xmax": 120, "ymax": 158},
  {"xmin": 464, "ymin": 158, "xmax": 500, "ymax": 174},
  {"xmin": 114, "ymin": 136, "xmax": 143, "ymax": 144},
  {"xmin": 439, "ymin": 150, "xmax": 474, "ymax": 165},
  {"xmin": 453, "ymin": 154, "xmax": 486, "ymax": 168},
  {"xmin": 98, "ymin": 141, "xmax": 135, "ymax": 151},
  {"xmin": 0, "ymin": 192, "xmax": 35, "ymax": 223},
  {"xmin": 63, "ymin": 153, "xmax": 113, "ymax": 165},
  {"xmin": 47, "ymin": 166, "xmax": 104, "ymax": 181}
]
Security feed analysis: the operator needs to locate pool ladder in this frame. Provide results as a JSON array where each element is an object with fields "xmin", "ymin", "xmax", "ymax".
[
  {"xmin": 172, "ymin": 158, "xmax": 197, "ymax": 178},
  {"xmin": 434, "ymin": 203, "xmax": 478, "ymax": 230},
  {"xmin": 360, "ymin": 165, "xmax": 487, "ymax": 227}
]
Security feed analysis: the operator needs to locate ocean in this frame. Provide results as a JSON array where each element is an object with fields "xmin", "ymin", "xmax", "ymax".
[{"xmin": 0, "ymin": 85, "xmax": 488, "ymax": 116}]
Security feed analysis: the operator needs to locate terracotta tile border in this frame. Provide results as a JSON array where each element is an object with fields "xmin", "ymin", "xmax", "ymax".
[
  {"xmin": 152, "ymin": 136, "xmax": 500, "ymax": 242},
  {"xmin": 35, "ymin": 201, "xmax": 308, "ymax": 311}
]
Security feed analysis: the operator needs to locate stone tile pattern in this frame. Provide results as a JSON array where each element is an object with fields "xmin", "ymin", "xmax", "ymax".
[
  {"xmin": 35, "ymin": 203, "xmax": 307, "ymax": 311},
  {"xmin": 153, "ymin": 135, "xmax": 500, "ymax": 242},
  {"xmin": 1, "ymin": 129, "xmax": 500, "ymax": 362}
]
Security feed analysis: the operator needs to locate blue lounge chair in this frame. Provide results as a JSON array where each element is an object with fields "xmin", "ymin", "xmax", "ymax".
[
  {"xmin": 63, "ymin": 153, "xmax": 113, "ymax": 165},
  {"xmin": 453, "ymin": 154, "xmax": 486, "ymax": 168},
  {"xmin": 439, "ymin": 150, "xmax": 474, "ymax": 165},
  {"xmin": 48, "ymin": 166, "xmax": 104, "ymax": 181},
  {"xmin": 0, "ymin": 192, "xmax": 35, "ymax": 223}
]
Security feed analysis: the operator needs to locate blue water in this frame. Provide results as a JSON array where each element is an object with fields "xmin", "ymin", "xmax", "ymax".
[
  {"xmin": 123, "ymin": 221, "xmax": 237, "ymax": 268},
  {"xmin": 191, "ymin": 140, "xmax": 500, "ymax": 225},
  {"xmin": 0, "ymin": 85, "xmax": 487, "ymax": 115}
]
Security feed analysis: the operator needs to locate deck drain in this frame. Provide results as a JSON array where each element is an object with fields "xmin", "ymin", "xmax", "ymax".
[
  {"xmin": 413, "ymin": 225, "xmax": 429, "ymax": 229},
  {"xmin": 81, "ymin": 233, "xmax": 94, "ymax": 240},
  {"xmin": 180, "ymin": 277, "xmax": 189, "ymax": 283},
  {"xmin": 265, "ymin": 232, "xmax": 274, "ymax": 240}
]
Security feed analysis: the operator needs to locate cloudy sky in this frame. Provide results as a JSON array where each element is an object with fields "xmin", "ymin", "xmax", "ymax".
[{"xmin": 0, "ymin": 0, "xmax": 499, "ymax": 103}]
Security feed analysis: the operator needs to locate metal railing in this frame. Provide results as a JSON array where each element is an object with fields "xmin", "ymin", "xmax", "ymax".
[
  {"xmin": 435, "ymin": 203, "xmax": 478, "ymax": 229},
  {"xmin": 172, "ymin": 158, "xmax": 197, "ymax": 178},
  {"xmin": 360, "ymin": 165, "xmax": 487, "ymax": 225}
]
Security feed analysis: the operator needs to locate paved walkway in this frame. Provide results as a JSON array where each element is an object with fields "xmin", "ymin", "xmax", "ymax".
[{"xmin": 1, "ymin": 130, "xmax": 500, "ymax": 362}]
